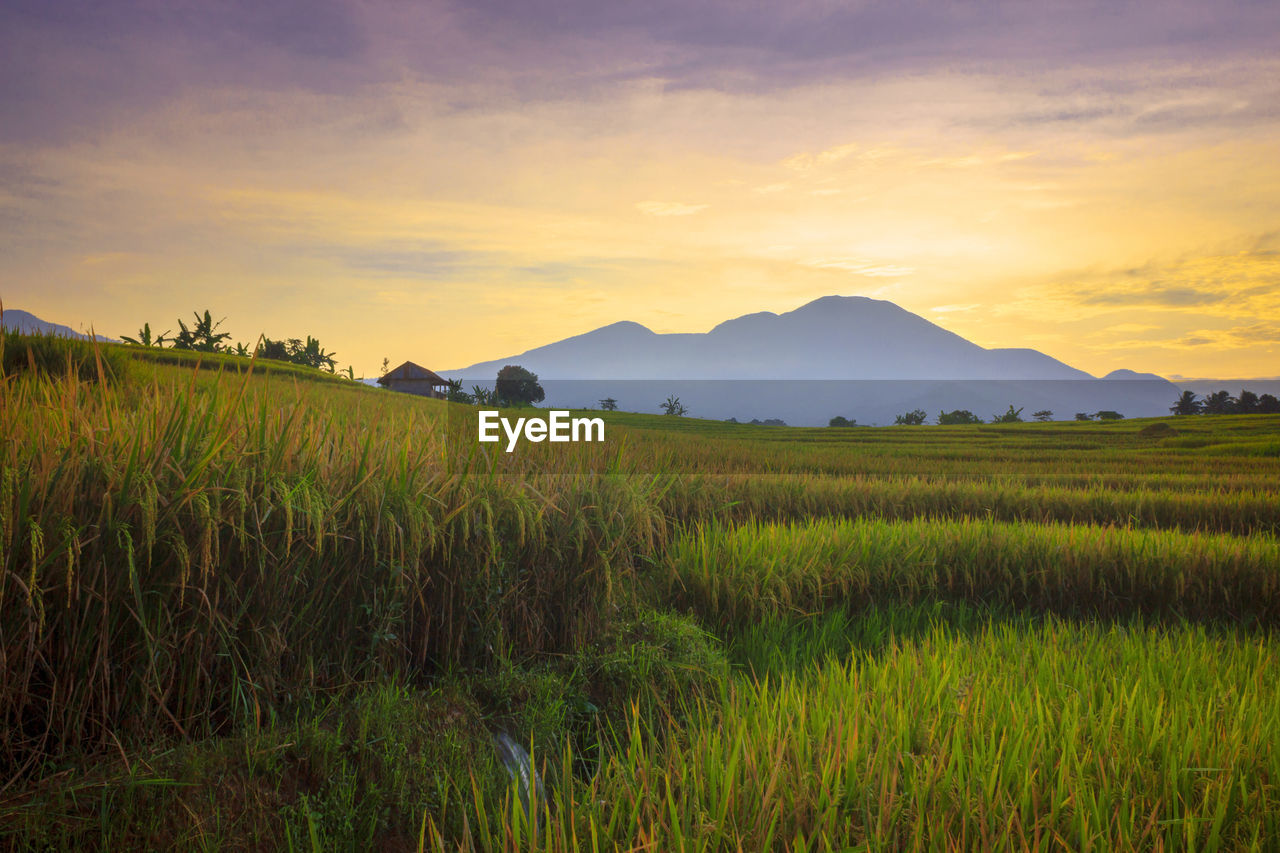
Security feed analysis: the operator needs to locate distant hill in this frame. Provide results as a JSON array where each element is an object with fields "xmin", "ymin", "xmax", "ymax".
[
  {"xmin": 449, "ymin": 296, "xmax": 1093, "ymax": 380},
  {"xmin": 1, "ymin": 308, "xmax": 112, "ymax": 341},
  {"xmin": 446, "ymin": 296, "xmax": 1186, "ymax": 424}
]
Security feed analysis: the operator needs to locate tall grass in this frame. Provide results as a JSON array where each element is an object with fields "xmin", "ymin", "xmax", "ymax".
[
  {"xmin": 662, "ymin": 473, "xmax": 1280, "ymax": 535},
  {"xmin": 0, "ymin": 329, "xmax": 129, "ymax": 384},
  {"xmin": 432, "ymin": 616, "xmax": 1280, "ymax": 851},
  {"xmin": 0, "ymin": 367, "xmax": 665, "ymax": 776},
  {"xmin": 665, "ymin": 518, "xmax": 1280, "ymax": 630}
]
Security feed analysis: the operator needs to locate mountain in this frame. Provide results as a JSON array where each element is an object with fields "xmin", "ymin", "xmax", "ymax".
[
  {"xmin": 445, "ymin": 296, "xmax": 1183, "ymax": 425},
  {"xmin": 450, "ymin": 296, "xmax": 1091, "ymax": 380},
  {"xmin": 1, "ymin": 309, "xmax": 110, "ymax": 341}
]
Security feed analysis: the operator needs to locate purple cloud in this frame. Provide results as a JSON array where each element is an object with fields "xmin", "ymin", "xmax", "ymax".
[{"xmin": 5, "ymin": 0, "xmax": 1280, "ymax": 144}]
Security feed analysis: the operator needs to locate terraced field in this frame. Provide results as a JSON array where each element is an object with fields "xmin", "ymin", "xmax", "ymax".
[{"xmin": 2, "ymin": 335, "xmax": 1277, "ymax": 850}]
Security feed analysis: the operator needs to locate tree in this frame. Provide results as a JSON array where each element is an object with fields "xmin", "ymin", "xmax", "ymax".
[
  {"xmin": 472, "ymin": 385, "xmax": 497, "ymax": 406},
  {"xmin": 294, "ymin": 336, "xmax": 338, "ymax": 371},
  {"xmin": 120, "ymin": 322, "xmax": 170, "ymax": 348},
  {"xmin": 938, "ymin": 409, "xmax": 982, "ymax": 425},
  {"xmin": 446, "ymin": 378, "xmax": 475, "ymax": 404},
  {"xmin": 992, "ymin": 405, "xmax": 1024, "ymax": 424},
  {"xmin": 1203, "ymin": 390, "xmax": 1235, "ymax": 414},
  {"xmin": 257, "ymin": 336, "xmax": 337, "ymax": 371},
  {"xmin": 1075, "ymin": 412, "xmax": 1093, "ymax": 421},
  {"xmin": 171, "ymin": 310, "xmax": 231, "ymax": 353},
  {"xmin": 495, "ymin": 365, "xmax": 544, "ymax": 406},
  {"xmin": 599, "ymin": 397, "xmax": 618, "ymax": 411},
  {"xmin": 1170, "ymin": 390, "xmax": 1201, "ymax": 415},
  {"xmin": 894, "ymin": 409, "xmax": 927, "ymax": 425},
  {"xmin": 1032, "ymin": 410, "xmax": 1053, "ymax": 422},
  {"xmin": 1237, "ymin": 390, "xmax": 1260, "ymax": 414},
  {"xmin": 1259, "ymin": 394, "xmax": 1280, "ymax": 414},
  {"xmin": 381, "ymin": 357, "xmax": 390, "ymax": 376},
  {"xmin": 828, "ymin": 415, "xmax": 856, "ymax": 427},
  {"xmin": 660, "ymin": 395, "xmax": 688, "ymax": 416},
  {"xmin": 1094, "ymin": 410, "xmax": 1124, "ymax": 420},
  {"xmin": 258, "ymin": 337, "xmax": 290, "ymax": 361}
]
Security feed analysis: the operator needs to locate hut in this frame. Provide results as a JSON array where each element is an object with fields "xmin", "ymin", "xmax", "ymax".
[{"xmin": 377, "ymin": 361, "xmax": 451, "ymax": 398}]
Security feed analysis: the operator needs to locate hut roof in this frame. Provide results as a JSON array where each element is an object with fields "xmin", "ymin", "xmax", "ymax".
[{"xmin": 377, "ymin": 361, "xmax": 449, "ymax": 386}]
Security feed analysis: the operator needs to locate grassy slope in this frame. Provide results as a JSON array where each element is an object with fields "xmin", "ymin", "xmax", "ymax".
[{"xmin": 2, "ymin": 346, "xmax": 1279, "ymax": 849}]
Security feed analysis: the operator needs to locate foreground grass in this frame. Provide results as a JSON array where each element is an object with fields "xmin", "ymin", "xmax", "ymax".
[
  {"xmin": 438, "ymin": 613, "xmax": 1280, "ymax": 852},
  {"xmin": 1, "ymin": 607, "xmax": 726, "ymax": 851},
  {"xmin": 0, "ymin": 362, "xmax": 669, "ymax": 776}
]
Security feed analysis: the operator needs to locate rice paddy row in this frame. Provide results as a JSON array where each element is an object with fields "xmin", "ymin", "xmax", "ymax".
[
  {"xmin": 663, "ymin": 474, "xmax": 1280, "ymax": 536},
  {"xmin": 663, "ymin": 517, "xmax": 1280, "ymax": 631},
  {"xmin": 430, "ymin": 614, "xmax": 1280, "ymax": 852}
]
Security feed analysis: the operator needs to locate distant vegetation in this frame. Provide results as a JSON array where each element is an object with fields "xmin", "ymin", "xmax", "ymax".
[
  {"xmin": 660, "ymin": 394, "xmax": 688, "ymax": 416},
  {"xmin": 494, "ymin": 364, "xmax": 546, "ymax": 406},
  {"xmin": 121, "ymin": 308, "xmax": 353, "ymax": 377},
  {"xmin": 1172, "ymin": 388, "xmax": 1280, "ymax": 415},
  {"xmin": 938, "ymin": 408, "xmax": 983, "ymax": 424}
]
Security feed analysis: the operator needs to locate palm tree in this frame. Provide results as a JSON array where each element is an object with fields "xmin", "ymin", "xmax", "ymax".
[
  {"xmin": 120, "ymin": 322, "xmax": 170, "ymax": 348},
  {"xmin": 1203, "ymin": 390, "xmax": 1235, "ymax": 414},
  {"xmin": 1170, "ymin": 391, "xmax": 1201, "ymax": 415},
  {"xmin": 172, "ymin": 310, "xmax": 231, "ymax": 352},
  {"xmin": 660, "ymin": 395, "xmax": 687, "ymax": 416}
]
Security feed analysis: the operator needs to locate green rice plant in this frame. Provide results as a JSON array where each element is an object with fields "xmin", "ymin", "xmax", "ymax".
[
  {"xmin": 0, "ymin": 329, "xmax": 129, "ymax": 384},
  {"xmin": 0, "ymin": 682, "xmax": 508, "ymax": 851},
  {"xmin": 431, "ymin": 615, "xmax": 1280, "ymax": 851},
  {"xmin": 663, "ymin": 517, "xmax": 1280, "ymax": 631},
  {"xmin": 660, "ymin": 473, "xmax": 1280, "ymax": 535},
  {"xmin": 0, "ymin": 364, "xmax": 669, "ymax": 776}
]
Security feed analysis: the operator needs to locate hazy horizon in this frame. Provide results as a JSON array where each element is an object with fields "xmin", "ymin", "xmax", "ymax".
[{"xmin": 3, "ymin": 0, "xmax": 1279, "ymax": 379}]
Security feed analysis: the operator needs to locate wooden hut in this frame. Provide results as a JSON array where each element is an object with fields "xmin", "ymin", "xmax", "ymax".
[{"xmin": 377, "ymin": 361, "xmax": 451, "ymax": 399}]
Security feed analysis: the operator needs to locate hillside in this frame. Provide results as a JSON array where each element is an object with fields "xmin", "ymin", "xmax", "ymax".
[{"xmin": 449, "ymin": 296, "xmax": 1097, "ymax": 380}]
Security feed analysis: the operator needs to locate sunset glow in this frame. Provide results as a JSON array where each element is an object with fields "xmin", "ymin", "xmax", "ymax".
[{"xmin": 3, "ymin": 1, "xmax": 1279, "ymax": 378}]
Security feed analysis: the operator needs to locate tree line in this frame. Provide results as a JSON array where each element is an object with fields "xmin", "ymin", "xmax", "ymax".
[
  {"xmin": 831, "ymin": 405, "xmax": 1124, "ymax": 427},
  {"xmin": 1170, "ymin": 389, "xmax": 1280, "ymax": 415},
  {"xmin": 121, "ymin": 310, "xmax": 357, "ymax": 378}
]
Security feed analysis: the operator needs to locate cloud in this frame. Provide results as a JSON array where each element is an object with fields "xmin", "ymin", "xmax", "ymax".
[
  {"xmin": 9, "ymin": 0, "xmax": 1280, "ymax": 148},
  {"xmin": 636, "ymin": 201, "xmax": 709, "ymax": 216},
  {"xmin": 1101, "ymin": 323, "xmax": 1161, "ymax": 334},
  {"xmin": 1056, "ymin": 244, "xmax": 1280, "ymax": 310},
  {"xmin": 803, "ymin": 258, "xmax": 915, "ymax": 277},
  {"xmin": 1079, "ymin": 286, "xmax": 1229, "ymax": 307}
]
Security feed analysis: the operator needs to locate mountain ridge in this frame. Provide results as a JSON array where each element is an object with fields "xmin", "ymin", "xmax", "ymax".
[{"xmin": 448, "ymin": 295, "xmax": 1100, "ymax": 380}]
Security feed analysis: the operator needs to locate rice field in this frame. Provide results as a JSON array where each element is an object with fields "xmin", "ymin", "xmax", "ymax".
[
  {"xmin": 2, "ymin": 334, "xmax": 1278, "ymax": 849},
  {"xmin": 438, "ymin": 615, "xmax": 1279, "ymax": 851}
]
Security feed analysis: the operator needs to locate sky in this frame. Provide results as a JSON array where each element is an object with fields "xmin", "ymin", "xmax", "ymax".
[{"xmin": 2, "ymin": 0, "xmax": 1279, "ymax": 379}]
